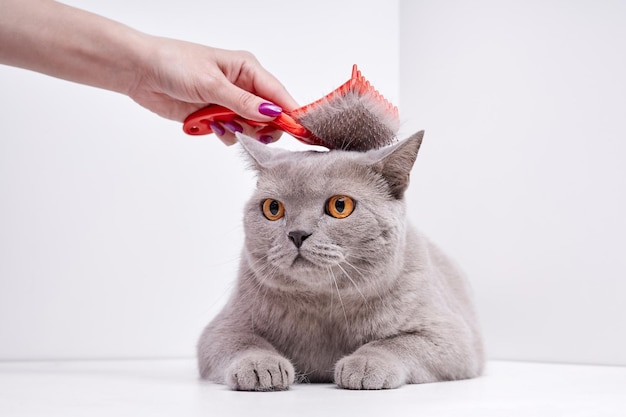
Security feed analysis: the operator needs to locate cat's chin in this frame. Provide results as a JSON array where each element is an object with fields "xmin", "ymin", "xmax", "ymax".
[
  {"xmin": 290, "ymin": 254, "xmax": 317, "ymax": 269},
  {"xmin": 288, "ymin": 252, "xmax": 346, "ymax": 273}
]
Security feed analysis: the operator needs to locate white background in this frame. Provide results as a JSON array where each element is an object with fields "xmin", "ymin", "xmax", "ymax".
[
  {"xmin": 400, "ymin": 1, "xmax": 626, "ymax": 365},
  {"xmin": 1, "ymin": 0, "xmax": 624, "ymax": 366}
]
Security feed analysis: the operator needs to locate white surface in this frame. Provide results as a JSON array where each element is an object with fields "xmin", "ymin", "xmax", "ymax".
[
  {"xmin": 0, "ymin": 0, "xmax": 399, "ymax": 360},
  {"xmin": 0, "ymin": 359, "xmax": 624, "ymax": 417},
  {"xmin": 399, "ymin": 1, "xmax": 626, "ymax": 365}
]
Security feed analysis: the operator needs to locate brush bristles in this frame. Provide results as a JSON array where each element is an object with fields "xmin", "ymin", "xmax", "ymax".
[
  {"xmin": 296, "ymin": 91, "xmax": 398, "ymax": 151},
  {"xmin": 292, "ymin": 66, "xmax": 400, "ymax": 151}
]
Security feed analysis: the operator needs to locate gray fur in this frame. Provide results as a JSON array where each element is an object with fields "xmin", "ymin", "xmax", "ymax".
[
  {"xmin": 295, "ymin": 90, "xmax": 399, "ymax": 151},
  {"xmin": 197, "ymin": 131, "xmax": 484, "ymax": 390}
]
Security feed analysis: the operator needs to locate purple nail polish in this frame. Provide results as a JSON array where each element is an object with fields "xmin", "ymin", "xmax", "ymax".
[
  {"xmin": 258, "ymin": 102, "xmax": 282, "ymax": 117},
  {"xmin": 259, "ymin": 135, "xmax": 273, "ymax": 144},
  {"xmin": 209, "ymin": 121, "xmax": 225, "ymax": 136},
  {"xmin": 224, "ymin": 120, "xmax": 243, "ymax": 133}
]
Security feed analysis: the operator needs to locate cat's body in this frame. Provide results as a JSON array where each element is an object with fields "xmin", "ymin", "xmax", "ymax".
[{"xmin": 198, "ymin": 132, "xmax": 483, "ymax": 390}]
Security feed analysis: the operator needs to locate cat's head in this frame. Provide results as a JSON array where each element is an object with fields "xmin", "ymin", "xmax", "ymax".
[{"xmin": 238, "ymin": 131, "xmax": 424, "ymax": 294}]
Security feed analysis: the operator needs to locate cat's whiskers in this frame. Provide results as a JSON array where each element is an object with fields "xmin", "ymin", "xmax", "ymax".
[
  {"xmin": 327, "ymin": 267, "xmax": 349, "ymax": 327},
  {"xmin": 343, "ymin": 259, "xmax": 387, "ymax": 305},
  {"xmin": 242, "ymin": 253, "xmax": 277, "ymax": 306},
  {"xmin": 247, "ymin": 258, "xmax": 284, "ymax": 331},
  {"xmin": 341, "ymin": 259, "xmax": 367, "ymax": 279},
  {"xmin": 324, "ymin": 269, "xmax": 333, "ymax": 315},
  {"xmin": 336, "ymin": 263, "xmax": 369, "ymax": 306},
  {"xmin": 343, "ymin": 253, "xmax": 382, "ymax": 270},
  {"xmin": 342, "ymin": 258, "xmax": 390, "ymax": 308}
]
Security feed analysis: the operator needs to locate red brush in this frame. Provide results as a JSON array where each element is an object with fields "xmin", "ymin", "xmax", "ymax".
[{"xmin": 183, "ymin": 65, "xmax": 399, "ymax": 151}]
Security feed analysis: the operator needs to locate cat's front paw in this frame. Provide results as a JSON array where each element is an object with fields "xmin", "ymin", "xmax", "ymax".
[
  {"xmin": 226, "ymin": 351, "xmax": 295, "ymax": 391},
  {"xmin": 334, "ymin": 353, "xmax": 406, "ymax": 390}
]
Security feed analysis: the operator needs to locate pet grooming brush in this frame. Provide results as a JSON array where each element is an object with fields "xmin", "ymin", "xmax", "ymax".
[{"xmin": 183, "ymin": 65, "xmax": 399, "ymax": 151}]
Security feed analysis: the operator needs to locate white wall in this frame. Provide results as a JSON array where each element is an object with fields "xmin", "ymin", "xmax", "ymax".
[
  {"xmin": 400, "ymin": 0, "xmax": 626, "ymax": 365},
  {"xmin": 4, "ymin": 0, "xmax": 624, "ymax": 367},
  {"xmin": 0, "ymin": 0, "xmax": 399, "ymax": 360}
]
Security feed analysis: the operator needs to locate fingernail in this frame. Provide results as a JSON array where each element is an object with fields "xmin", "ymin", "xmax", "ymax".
[
  {"xmin": 224, "ymin": 120, "xmax": 243, "ymax": 133},
  {"xmin": 258, "ymin": 102, "xmax": 282, "ymax": 117},
  {"xmin": 259, "ymin": 135, "xmax": 273, "ymax": 144},
  {"xmin": 209, "ymin": 122, "xmax": 225, "ymax": 136}
]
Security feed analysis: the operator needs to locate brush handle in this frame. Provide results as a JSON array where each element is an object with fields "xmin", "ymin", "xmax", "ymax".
[{"xmin": 183, "ymin": 105, "xmax": 322, "ymax": 146}]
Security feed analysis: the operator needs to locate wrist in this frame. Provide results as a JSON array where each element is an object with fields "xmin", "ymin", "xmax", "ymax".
[{"xmin": 117, "ymin": 30, "xmax": 156, "ymax": 97}]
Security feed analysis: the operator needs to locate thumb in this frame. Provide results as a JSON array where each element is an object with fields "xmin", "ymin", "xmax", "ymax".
[{"xmin": 212, "ymin": 82, "xmax": 282, "ymax": 123}]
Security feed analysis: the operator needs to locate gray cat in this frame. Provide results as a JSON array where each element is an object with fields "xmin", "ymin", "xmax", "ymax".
[{"xmin": 197, "ymin": 131, "xmax": 484, "ymax": 390}]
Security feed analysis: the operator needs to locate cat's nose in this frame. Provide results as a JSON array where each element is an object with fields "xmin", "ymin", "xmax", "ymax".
[{"xmin": 288, "ymin": 230, "xmax": 312, "ymax": 248}]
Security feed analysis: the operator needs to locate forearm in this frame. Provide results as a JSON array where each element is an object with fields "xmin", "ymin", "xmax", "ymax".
[
  {"xmin": 0, "ymin": 0, "xmax": 148, "ymax": 95},
  {"xmin": 0, "ymin": 0, "xmax": 298, "ymax": 129}
]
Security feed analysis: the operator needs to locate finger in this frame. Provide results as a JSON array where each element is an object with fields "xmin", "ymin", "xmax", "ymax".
[
  {"xmin": 207, "ymin": 121, "xmax": 236, "ymax": 145},
  {"xmin": 209, "ymin": 121, "xmax": 225, "ymax": 136},
  {"xmin": 246, "ymin": 65, "xmax": 299, "ymax": 112},
  {"xmin": 223, "ymin": 120, "xmax": 245, "ymax": 135},
  {"xmin": 217, "ymin": 132, "xmax": 237, "ymax": 146},
  {"xmin": 234, "ymin": 119, "xmax": 277, "ymax": 142},
  {"xmin": 211, "ymin": 80, "xmax": 281, "ymax": 123},
  {"xmin": 256, "ymin": 126, "xmax": 283, "ymax": 144},
  {"xmin": 215, "ymin": 49, "xmax": 299, "ymax": 113},
  {"xmin": 220, "ymin": 119, "xmax": 283, "ymax": 145}
]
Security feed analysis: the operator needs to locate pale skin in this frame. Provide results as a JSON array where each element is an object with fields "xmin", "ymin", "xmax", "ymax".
[{"xmin": 0, "ymin": 0, "xmax": 299, "ymax": 145}]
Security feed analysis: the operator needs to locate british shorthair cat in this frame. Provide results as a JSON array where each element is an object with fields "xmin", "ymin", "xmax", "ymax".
[{"xmin": 197, "ymin": 132, "xmax": 483, "ymax": 390}]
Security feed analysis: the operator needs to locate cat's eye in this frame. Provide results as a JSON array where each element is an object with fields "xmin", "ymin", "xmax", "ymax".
[
  {"xmin": 326, "ymin": 195, "xmax": 355, "ymax": 219},
  {"xmin": 262, "ymin": 199, "xmax": 285, "ymax": 221}
]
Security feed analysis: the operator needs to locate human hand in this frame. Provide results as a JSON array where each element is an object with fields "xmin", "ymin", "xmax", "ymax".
[{"xmin": 129, "ymin": 36, "xmax": 299, "ymax": 145}]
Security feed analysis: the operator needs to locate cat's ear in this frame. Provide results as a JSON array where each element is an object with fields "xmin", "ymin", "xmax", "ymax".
[
  {"xmin": 369, "ymin": 130, "xmax": 424, "ymax": 199},
  {"xmin": 236, "ymin": 133, "xmax": 283, "ymax": 171}
]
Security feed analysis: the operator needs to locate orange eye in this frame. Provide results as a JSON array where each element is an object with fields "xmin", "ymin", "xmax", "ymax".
[
  {"xmin": 326, "ymin": 196, "xmax": 355, "ymax": 219},
  {"xmin": 262, "ymin": 199, "xmax": 285, "ymax": 221}
]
